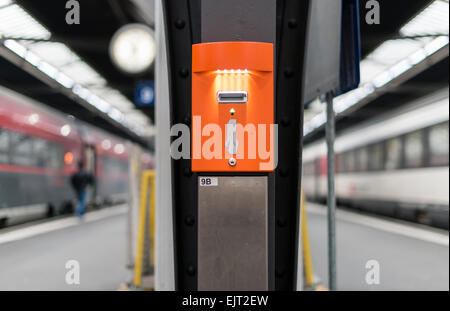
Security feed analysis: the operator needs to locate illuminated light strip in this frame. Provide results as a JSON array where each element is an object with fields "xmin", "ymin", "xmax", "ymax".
[
  {"xmin": 2, "ymin": 39, "xmax": 128, "ymax": 122},
  {"xmin": 216, "ymin": 69, "xmax": 249, "ymax": 74},
  {"xmin": 0, "ymin": 3, "xmax": 51, "ymax": 40},
  {"xmin": 0, "ymin": 0, "xmax": 13, "ymax": 7},
  {"xmin": 3, "ymin": 39, "xmax": 76, "ymax": 90},
  {"xmin": 400, "ymin": 0, "xmax": 449, "ymax": 37}
]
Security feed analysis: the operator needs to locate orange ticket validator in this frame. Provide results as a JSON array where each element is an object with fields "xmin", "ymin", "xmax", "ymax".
[{"xmin": 192, "ymin": 41, "xmax": 274, "ymax": 172}]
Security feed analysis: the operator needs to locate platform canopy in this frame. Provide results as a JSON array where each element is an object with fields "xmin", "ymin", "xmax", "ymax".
[{"xmin": 304, "ymin": 0, "xmax": 449, "ymax": 143}]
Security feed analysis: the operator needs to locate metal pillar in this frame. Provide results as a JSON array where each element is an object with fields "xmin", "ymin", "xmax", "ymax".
[
  {"xmin": 325, "ymin": 91, "xmax": 337, "ymax": 291},
  {"xmin": 155, "ymin": 0, "xmax": 175, "ymax": 290},
  {"xmin": 162, "ymin": 0, "xmax": 310, "ymax": 290}
]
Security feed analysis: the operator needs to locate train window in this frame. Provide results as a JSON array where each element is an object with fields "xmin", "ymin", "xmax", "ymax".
[
  {"xmin": 335, "ymin": 154, "xmax": 340, "ymax": 173},
  {"xmin": 369, "ymin": 143, "xmax": 384, "ymax": 171},
  {"xmin": 429, "ymin": 122, "xmax": 449, "ymax": 166},
  {"xmin": 356, "ymin": 147, "xmax": 369, "ymax": 172},
  {"xmin": 338, "ymin": 153, "xmax": 346, "ymax": 173},
  {"xmin": 47, "ymin": 143, "xmax": 63, "ymax": 169},
  {"xmin": 102, "ymin": 156, "xmax": 128, "ymax": 176},
  {"xmin": 9, "ymin": 132, "xmax": 34, "ymax": 166},
  {"xmin": 405, "ymin": 131, "xmax": 424, "ymax": 168},
  {"xmin": 385, "ymin": 137, "xmax": 402, "ymax": 170},
  {"xmin": 303, "ymin": 161, "xmax": 314, "ymax": 176},
  {"xmin": 0, "ymin": 129, "xmax": 9, "ymax": 164},
  {"xmin": 33, "ymin": 138, "xmax": 49, "ymax": 167},
  {"xmin": 344, "ymin": 150, "xmax": 356, "ymax": 172}
]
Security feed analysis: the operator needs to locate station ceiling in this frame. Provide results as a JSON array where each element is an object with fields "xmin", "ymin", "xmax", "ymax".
[{"xmin": 16, "ymin": 0, "xmax": 154, "ymax": 114}]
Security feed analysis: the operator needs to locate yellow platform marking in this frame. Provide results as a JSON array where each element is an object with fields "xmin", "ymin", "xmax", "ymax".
[
  {"xmin": 133, "ymin": 170, "xmax": 155, "ymax": 288},
  {"xmin": 301, "ymin": 190, "xmax": 315, "ymax": 288}
]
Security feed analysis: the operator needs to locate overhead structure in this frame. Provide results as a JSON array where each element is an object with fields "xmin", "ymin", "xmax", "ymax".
[
  {"xmin": 0, "ymin": 0, "xmax": 156, "ymax": 145},
  {"xmin": 304, "ymin": 0, "xmax": 449, "ymax": 139}
]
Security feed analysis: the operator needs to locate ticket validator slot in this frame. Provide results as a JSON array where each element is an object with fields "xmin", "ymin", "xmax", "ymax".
[{"xmin": 217, "ymin": 91, "xmax": 248, "ymax": 103}]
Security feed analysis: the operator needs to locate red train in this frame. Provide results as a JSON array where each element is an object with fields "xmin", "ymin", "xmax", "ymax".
[{"xmin": 0, "ymin": 86, "xmax": 154, "ymax": 227}]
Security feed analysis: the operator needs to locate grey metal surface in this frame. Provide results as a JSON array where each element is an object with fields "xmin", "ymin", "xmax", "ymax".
[
  {"xmin": 198, "ymin": 176, "xmax": 268, "ymax": 290},
  {"xmin": 303, "ymin": 0, "xmax": 342, "ymax": 103},
  {"xmin": 326, "ymin": 92, "xmax": 337, "ymax": 290},
  {"xmin": 201, "ymin": 0, "xmax": 276, "ymax": 43},
  {"xmin": 154, "ymin": 0, "xmax": 175, "ymax": 291}
]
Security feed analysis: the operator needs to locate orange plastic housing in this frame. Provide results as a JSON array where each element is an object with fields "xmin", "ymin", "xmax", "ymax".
[{"xmin": 192, "ymin": 41, "xmax": 274, "ymax": 172}]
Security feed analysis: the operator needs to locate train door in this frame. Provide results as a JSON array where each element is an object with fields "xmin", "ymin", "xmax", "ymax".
[{"xmin": 84, "ymin": 145, "xmax": 98, "ymax": 205}]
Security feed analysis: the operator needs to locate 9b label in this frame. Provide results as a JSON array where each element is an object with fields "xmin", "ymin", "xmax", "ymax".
[{"xmin": 199, "ymin": 177, "xmax": 218, "ymax": 187}]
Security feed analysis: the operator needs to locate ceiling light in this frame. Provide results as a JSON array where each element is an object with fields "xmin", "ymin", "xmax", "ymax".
[
  {"xmin": 60, "ymin": 124, "xmax": 71, "ymax": 137},
  {"xmin": 400, "ymin": 0, "xmax": 449, "ymax": 37},
  {"xmin": 0, "ymin": 3, "xmax": 51, "ymax": 40}
]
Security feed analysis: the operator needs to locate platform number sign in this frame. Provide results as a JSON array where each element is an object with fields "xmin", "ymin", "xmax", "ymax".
[{"xmin": 199, "ymin": 177, "xmax": 218, "ymax": 187}]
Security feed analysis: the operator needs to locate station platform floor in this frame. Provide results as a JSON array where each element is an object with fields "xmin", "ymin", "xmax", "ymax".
[
  {"xmin": 306, "ymin": 203, "xmax": 449, "ymax": 291},
  {"xmin": 0, "ymin": 203, "xmax": 448, "ymax": 291},
  {"xmin": 0, "ymin": 206, "xmax": 130, "ymax": 291}
]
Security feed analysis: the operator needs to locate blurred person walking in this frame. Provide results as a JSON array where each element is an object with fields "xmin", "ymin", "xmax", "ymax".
[{"xmin": 70, "ymin": 161, "xmax": 95, "ymax": 217}]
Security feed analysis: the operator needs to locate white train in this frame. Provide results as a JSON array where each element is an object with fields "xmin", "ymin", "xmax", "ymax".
[{"xmin": 302, "ymin": 89, "xmax": 449, "ymax": 229}]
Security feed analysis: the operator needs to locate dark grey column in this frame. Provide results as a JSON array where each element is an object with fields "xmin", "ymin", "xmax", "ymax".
[
  {"xmin": 201, "ymin": 0, "xmax": 276, "ymax": 43},
  {"xmin": 197, "ymin": 0, "xmax": 276, "ymax": 291}
]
